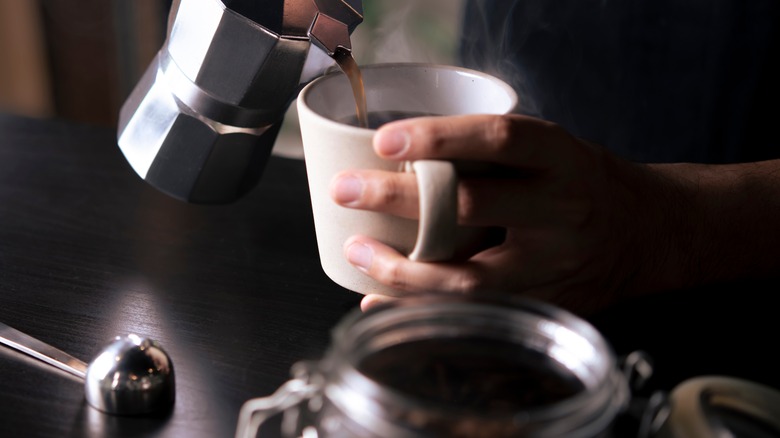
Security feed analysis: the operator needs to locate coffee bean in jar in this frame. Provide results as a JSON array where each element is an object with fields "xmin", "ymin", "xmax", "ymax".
[{"xmin": 236, "ymin": 295, "xmax": 630, "ymax": 438}]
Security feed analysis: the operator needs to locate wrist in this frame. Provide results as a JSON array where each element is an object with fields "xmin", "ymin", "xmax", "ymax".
[
  {"xmin": 628, "ymin": 160, "xmax": 780, "ymax": 294},
  {"xmin": 610, "ymin": 161, "xmax": 702, "ymax": 297}
]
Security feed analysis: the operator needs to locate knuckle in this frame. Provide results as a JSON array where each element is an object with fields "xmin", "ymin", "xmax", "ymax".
[
  {"xmin": 376, "ymin": 176, "xmax": 404, "ymax": 207},
  {"xmin": 412, "ymin": 122, "xmax": 447, "ymax": 155},
  {"xmin": 374, "ymin": 258, "xmax": 409, "ymax": 290},
  {"xmin": 420, "ymin": 127, "xmax": 446, "ymax": 157},
  {"xmin": 456, "ymin": 182, "xmax": 480, "ymax": 222},
  {"xmin": 486, "ymin": 116, "xmax": 514, "ymax": 155},
  {"xmin": 448, "ymin": 269, "xmax": 484, "ymax": 294},
  {"xmin": 382, "ymin": 178, "xmax": 402, "ymax": 205}
]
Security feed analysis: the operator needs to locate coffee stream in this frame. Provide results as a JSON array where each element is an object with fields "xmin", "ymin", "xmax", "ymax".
[
  {"xmin": 333, "ymin": 48, "xmax": 369, "ymax": 128},
  {"xmin": 332, "ymin": 48, "xmax": 442, "ymax": 129}
]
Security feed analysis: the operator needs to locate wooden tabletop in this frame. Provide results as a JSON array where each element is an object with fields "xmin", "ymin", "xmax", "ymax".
[
  {"xmin": 0, "ymin": 113, "xmax": 361, "ymax": 437},
  {"xmin": 1, "ymin": 113, "xmax": 778, "ymax": 437}
]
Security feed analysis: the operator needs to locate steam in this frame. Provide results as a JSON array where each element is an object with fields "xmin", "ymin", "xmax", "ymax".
[
  {"xmin": 369, "ymin": 3, "xmax": 418, "ymax": 63},
  {"xmin": 356, "ymin": 0, "xmax": 548, "ymax": 118},
  {"xmin": 356, "ymin": 0, "xmax": 462, "ymax": 65},
  {"xmin": 458, "ymin": 0, "xmax": 542, "ymax": 118}
]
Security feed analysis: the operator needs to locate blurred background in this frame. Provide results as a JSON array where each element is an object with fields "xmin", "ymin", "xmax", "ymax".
[
  {"xmin": 0, "ymin": 0, "xmax": 169, "ymax": 126},
  {"xmin": 0, "ymin": 0, "xmax": 465, "ymax": 140}
]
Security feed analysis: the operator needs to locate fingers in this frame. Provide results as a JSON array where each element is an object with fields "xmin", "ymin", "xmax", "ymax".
[
  {"xmin": 330, "ymin": 170, "xmax": 420, "ymax": 219},
  {"xmin": 360, "ymin": 274, "xmax": 610, "ymax": 316},
  {"xmin": 360, "ymin": 294, "xmax": 396, "ymax": 311},
  {"xmin": 331, "ymin": 169, "xmax": 563, "ymax": 228},
  {"xmin": 331, "ymin": 114, "xmax": 588, "ymax": 227},
  {"xmin": 374, "ymin": 114, "xmax": 572, "ymax": 170},
  {"xmin": 346, "ymin": 234, "xmax": 614, "ymax": 315},
  {"xmin": 344, "ymin": 235, "xmax": 491, "ymax": 294}
]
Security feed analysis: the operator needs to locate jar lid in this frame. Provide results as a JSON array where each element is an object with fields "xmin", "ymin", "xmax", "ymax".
[{"xmin": 648, "ymin": 376, "xmax": 780, "ymax": 438}]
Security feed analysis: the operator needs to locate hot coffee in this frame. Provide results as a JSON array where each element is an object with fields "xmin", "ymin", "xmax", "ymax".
[{"xmin": 338, "ymin": 110, "xmax": 441, "ymax": 129}]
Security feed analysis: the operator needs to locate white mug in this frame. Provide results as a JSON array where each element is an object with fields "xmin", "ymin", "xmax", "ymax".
[{"xmin": 297, "ymin": 63, "xmax": 518, "ymax": 296}]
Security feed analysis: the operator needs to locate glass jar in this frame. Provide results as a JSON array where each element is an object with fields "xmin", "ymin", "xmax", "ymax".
[{"xmin": 236, "ymin": 295, "xmax": 634, "ymax": 438}]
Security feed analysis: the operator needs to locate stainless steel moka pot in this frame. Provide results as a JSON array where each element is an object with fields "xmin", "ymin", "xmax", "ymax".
[{"xmin": 117, "ymin": 0, "xmax": 363, "ymax": 203}]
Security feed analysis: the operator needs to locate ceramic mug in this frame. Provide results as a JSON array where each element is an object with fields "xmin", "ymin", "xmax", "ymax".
[{"xmin": 297, "ymin": 63, "xmax": 518, "ymax": 296}]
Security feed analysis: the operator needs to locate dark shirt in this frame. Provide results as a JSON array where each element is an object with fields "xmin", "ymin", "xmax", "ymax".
[{"xmin": 459, "ymin": 0, "xmax": 779, "ymax": 164}]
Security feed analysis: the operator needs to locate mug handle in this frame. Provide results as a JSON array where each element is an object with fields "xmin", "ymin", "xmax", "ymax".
[{"xmin": 406, "ymin": 160, "xmax": 458, "ymax": 262}]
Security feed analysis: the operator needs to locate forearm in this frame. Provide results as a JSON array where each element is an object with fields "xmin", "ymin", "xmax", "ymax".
[{"xmin": 637, "ymin": 159, "xmax": 780, "ymax": 293}]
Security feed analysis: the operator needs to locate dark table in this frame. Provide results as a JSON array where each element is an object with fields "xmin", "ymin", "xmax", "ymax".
[{"xmin": 1, "ymin": 113, "xmax": 778, "ymax": 437}]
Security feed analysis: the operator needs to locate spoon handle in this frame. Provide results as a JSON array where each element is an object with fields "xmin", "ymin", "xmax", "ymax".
[{"xmin": 0, "ymin": 322, "xmax": 88, "ymax": 380}]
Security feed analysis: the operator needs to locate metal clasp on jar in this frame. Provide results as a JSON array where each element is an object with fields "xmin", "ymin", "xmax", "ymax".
[{"xmin": 235, "ymin": 361, "xmax": 323, "ymax": 438}]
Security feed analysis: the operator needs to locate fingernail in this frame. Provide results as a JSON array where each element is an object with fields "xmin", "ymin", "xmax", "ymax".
[
  {"xmin": 361, "ymin": 294, "xmax": 393, "ymax": 312},
  {"xmin": 331, "ymin": 174, "xmax": 363, "ymax": 205},
  {"xmin": 346, "ymin": 241, "xmax": 373, "ymax": 271},
  {"xmin": 374, "ymin": 128, "xmax": 410, "ymax": 158}
]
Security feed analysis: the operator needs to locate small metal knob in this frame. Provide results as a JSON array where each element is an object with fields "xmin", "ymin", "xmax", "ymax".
[{"xmin": 85, "ymin": 334, "xmax": 176, "ymax": 416}]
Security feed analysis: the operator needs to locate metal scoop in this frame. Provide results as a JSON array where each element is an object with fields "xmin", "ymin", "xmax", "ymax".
[{"xmin": 0, "ymin": 322, "xmax": 175, "ymax": 416}]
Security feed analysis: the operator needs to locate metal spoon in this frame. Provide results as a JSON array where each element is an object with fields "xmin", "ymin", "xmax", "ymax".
[{"xmin": 0, "ymin": 322, "xmax": 175, "ymax": 416}]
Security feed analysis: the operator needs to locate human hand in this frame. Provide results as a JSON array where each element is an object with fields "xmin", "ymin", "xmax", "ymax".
[{"xmin": 329, "ymin": 114, "xmax": 681, "ymax": 315}]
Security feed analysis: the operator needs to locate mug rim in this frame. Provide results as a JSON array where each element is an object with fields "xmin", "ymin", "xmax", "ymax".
[{"xmin": 297, "ymin": 62, "xmax": 519, "ymax": 133}]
